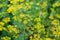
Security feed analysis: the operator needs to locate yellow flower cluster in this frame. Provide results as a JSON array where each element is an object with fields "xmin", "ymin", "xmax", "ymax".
[
  {"xmin": 29, "ymin": 34, "xmax": 41, "ymax": 40},
  {"xmin": 7, "ymin": 25, "xmax": 19, "ymax": 34},
  {"xmin": 0, "ymin": 17, "xmax": 19, "ymax": 40},
  {"xmin": 1, "ymin": 36, "xmax": 11, "ymax": 40},
  {"xmin": 34, "ymin": 23, "xmax": 45, "ymax": 33},
  {"xmin": 53, "ymin": 1, "xmax": 60, "ymax": 8},
  {"xmin": 41, "ymin": 1, "xmax": 47, "ymax": 8},
  {"xmin": 9, "ymin": 0, "xmax": 24, "ymax": 4},
  {"xmin": 2, "ymin": 17, "xmax": 10, "ymax": 23},
  {"xmin": 0, "ymin": 25, "xmax": 6, "ymax": 31},
  {"xmin": 56, "ymin": 14, "xmax": 60, "ymax": 19},
  {"xmin": 51, "ymin": 19, "xmax": 59, "ymax": 26},
  {"xmin": 0, "ymin": 0, "xmax": 60, "ymax": 40},
  {"xmin": 0, "ymin": 22, "xmax": 5, "ymax": 26}
]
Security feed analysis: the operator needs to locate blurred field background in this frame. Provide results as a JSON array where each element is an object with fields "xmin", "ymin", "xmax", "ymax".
[{"xmin": 0, "ymin": 0, "xmax": 60, "ymax": 40}]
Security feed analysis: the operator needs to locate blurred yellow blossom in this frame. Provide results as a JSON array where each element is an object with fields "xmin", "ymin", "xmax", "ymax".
[
  {"xmin": 19, "ymin": 0, "xmax": 24, "ymax": 2},
  {"xmin": 34, "ymin": 18, "xmax": 41, "ymax": 22},
  {"xmin": 1, "ymin": 36, "xmax": 11, "ymax": 40},
  {"xmin": 19, "ymin": 13, "xmax": 25, "ymax": 18},
  {"xmin": 2, "ymin": 17, "xmax": 10, "ymax": 23},
  {"xmin": 56, "ymin": 14, "xmax": 60, "ymax": 19},
  {"xmin": 23, "ymin": 20, "xmax": 28, "ymax": 24},
  {"xmin": 41, "ymin": 1, "xmax": 47, "ymax": 8},
  {"xmin": 0, "ymin": 22, "xmax": 4, "ymax": 26},
  {"xmin": 45, "ymin": 38, "xmax": 52, "ymax": 40},
  {"xmin": 7, "ymin": 25, "xmax": 19, "ymax": 34},
  {"xmin": 49, "ymin": 15, "xmax": 54, "ymax": 19},
  {"xmin": 0, "ymin": 25, "xmax": 3, "ymax": 31},
  {"xmin": 51, "ymin": 19, "xmax": 59, "ymax": 25},
  {"xmin": 53, "ymin": 2, "xmax": 60, "ymax": 7}
]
